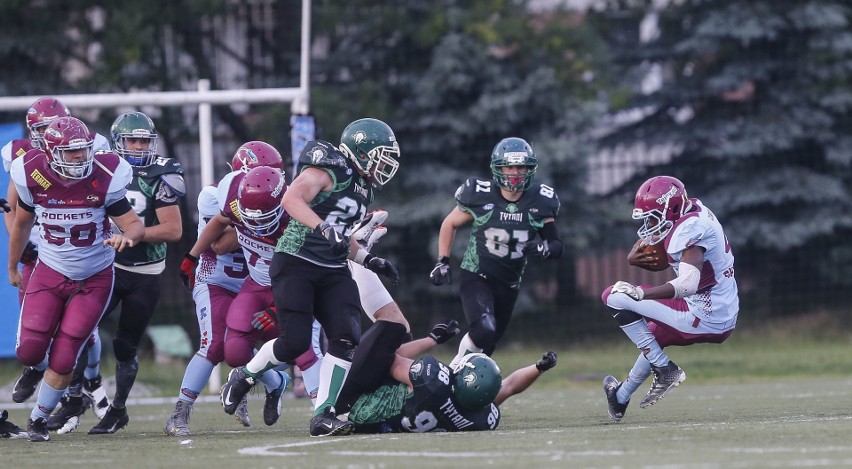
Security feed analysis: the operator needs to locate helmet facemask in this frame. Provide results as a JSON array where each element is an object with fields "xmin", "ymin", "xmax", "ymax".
[
  {"xmin": 491, "ymin": 163, "xmax": 537, "ymax": 192},
  {"xmin": 238, "ymin": 203, "xmax": 284, "ymax": 237},
  {"xmin": 49, "ymin": 143, "xmax": 95, "ymax": 179},
  {"xmin": 115, "ymin": 133, "xmax": 158, "ymax": 167}
]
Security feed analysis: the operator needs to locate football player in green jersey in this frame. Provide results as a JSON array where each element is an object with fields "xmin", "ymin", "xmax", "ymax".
[
  {"xmin": 431, "ymin": 137, "xmax": 563, "ymax": 368},
  {"xmin": 219, "ymin": 118, "xmax": 402, "ymax": 437}
]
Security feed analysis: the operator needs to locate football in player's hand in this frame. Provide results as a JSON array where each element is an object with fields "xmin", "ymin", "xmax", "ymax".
[{"xmin": 628, "ymin": 239, "xmax": 669, "ymax": 272}]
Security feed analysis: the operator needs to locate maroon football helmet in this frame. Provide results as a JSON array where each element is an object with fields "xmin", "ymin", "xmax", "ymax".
[
  {"xmin": 42, "ymin": 116, "xmax": 95, "ymax": 179},
  {"xmin": 632, "ymin": 175, "xmax": 692, "ymax": 244},
  {"xmin": 231, "ymin": 141, "xmax": 284, "ymax": 173},
  {"xmin": 26, "ymin": 97, "xmax": 70, "ymax": 148},
  {"xmin": 237, "ymin": 166, "xmax": 287, "ymax": 237}
]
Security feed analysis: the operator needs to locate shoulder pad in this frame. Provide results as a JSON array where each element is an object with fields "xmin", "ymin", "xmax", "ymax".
[
  {"xmin": 298, "ymin": 140, "xmax": 349, "ymax": 170},
  {"xmin": 529, "ymin": 183, "xmax": 560, "ymax": 218},
  {"xmin": 137, "ymin": 156, "xmax": 185, "ymax": 177},
  {"xmin": 455, "ymin": 177, "xmax": 494, "ymax": 207}
]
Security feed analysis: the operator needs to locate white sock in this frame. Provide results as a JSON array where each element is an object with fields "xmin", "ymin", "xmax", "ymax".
[
  {"xmin": 245, "ymin": 339, "xmax": 284, "ymax": 376},
  {"xmin": 449, "ymin": 333, "xmax": 483, "ymax": 369},
  {"xmin": 314, "ymin": 353, "xmax": 351, "ymax": 415}
]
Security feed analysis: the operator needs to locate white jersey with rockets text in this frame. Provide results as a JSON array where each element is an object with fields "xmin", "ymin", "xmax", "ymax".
[
  {"xmin": 665, "ymin": 198, "xmax": 739, "ymax": 326},
  {"xmin": 195, "ymin": 184, "xmax": 248, "ymax": 292}
]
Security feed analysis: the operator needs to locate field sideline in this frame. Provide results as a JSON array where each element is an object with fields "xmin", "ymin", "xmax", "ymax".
[{"xmin": 3, "ymin": 333, "xmax": 852, "ymax": 467}]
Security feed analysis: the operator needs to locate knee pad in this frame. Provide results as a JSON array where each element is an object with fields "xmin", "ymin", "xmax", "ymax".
[
  {"xmin": 468, "ymin": 314, "xmax": 497, "ymax": 352},
  {"xmin": 327, "ymin": 338, "xmax": 356, "ymax": 362},
  {"xmin": 16, "ymin": 337, "xmax": 49, "ymax": 367},
  {"xmin": 611, "ymin": 308, "xmax": 643, "ymax": 326},
  {"xmin": 113, "ymin": 337, "xmax": 137, "ymax": 363},
  {"xmin": 205, "ymin": 341, "xmax": 225, "ymax": 365}
]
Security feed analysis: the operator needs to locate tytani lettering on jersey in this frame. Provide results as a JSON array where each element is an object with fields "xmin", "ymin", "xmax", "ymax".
[{"xmin": 438, "ymin": 397, "xmax": 475, "ymax": 430}]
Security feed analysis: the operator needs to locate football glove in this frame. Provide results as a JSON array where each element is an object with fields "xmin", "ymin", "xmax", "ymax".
[
  {"xmin": 251, "ymin": 307, "xmax": 277, "ymax": 332},
  {"xmin": 0, "ymin": 198, "xmax": 10, "ymax": 213},
  {"xmin": 430, "ymin": 256, "xmax": 451, "ymax": 286},
  {"xmin": 428, "ymin": 319, "xmax": 460, "ymax": 344},
  {"xmin": 19, "ymin": 241, "xmax": 38, "ymax": 264},
  {"xmin": 314, "ymin": 221, "xmax": 348, "ymax": 255},
  {"xmin": 179, "ymin": 253, "xmax": 198, "ymax": 291},
  {"xmin": 535, "ymin": 351, "xmax": 558, "ymax": 372},
  {"xmin": 521, "ymin": 240, "xmax": 552, "ymax": 259},
  {"xmin": 351, "ymin": 210, "xmax": 389, "ymax": 252},
  {"xmin": 364, "ymin": 254, "xmax": 400, "ymax": 284},
  {"xmin": 611, "ymin": 280, "xmax": 644, "ymax": 301}
]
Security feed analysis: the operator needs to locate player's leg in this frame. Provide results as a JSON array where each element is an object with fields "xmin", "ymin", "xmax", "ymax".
[
  {"xmin": 450, "ymin": 270, "xmax": 497, "ymax": 368},
  {"xmin": 83, "ymin": 329, "xmax": 110, "ymax": 419},
  {"xmin": 482, "ymin": 281, "xmax": 519, "ymax": 356}
]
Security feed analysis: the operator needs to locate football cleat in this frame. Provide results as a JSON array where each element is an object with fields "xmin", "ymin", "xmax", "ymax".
[
  {"xmin": 46, "ymin": 394, "xmax": 92, "ymax": 431},
  {"xmin": 640, "ymin": 360, "xmax": 686, "ymax": 408},
  {"xmin": 309, "ymin": 407, "xmax": 355, "ymax": 437},
  {"xmin": 220, "ymin": 368, "xmax": 255, "ymax": 415},
  {"xmin": 27, "ymin": 417, "xmax": 49, "ymax": 442},
  {"xmin": 12, "ymin": 366, "xmax": 45, "ymax": 403},
  {"xmin": 88, "ymin": 405, "xmax": 129, "ymax": 434},
  {"xmin": 263, "ymin": 371, "xmax": 290, "ymax": 426},
  {"xmin": 603, "ymin": 375, "xmax": 629, "ymax": 422},
  {"xmin": 0, "ymin": 410, "xmax": 28, "ymax": 439},
  {"xmin": 233, "ymin": 394, "xmax": 251, "ymax": 428},
  {"xmin": 163, "ymin": 400, "xmax": 192, "ymax": 436},
  {"xmin": 83, "ymin": 375, "xmax": 111, "ymax": 420}
]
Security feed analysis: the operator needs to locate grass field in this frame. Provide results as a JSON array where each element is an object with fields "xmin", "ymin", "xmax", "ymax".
[{"xmin": 2, "ymin": 329, "xmax": 852, "ymax": 468}]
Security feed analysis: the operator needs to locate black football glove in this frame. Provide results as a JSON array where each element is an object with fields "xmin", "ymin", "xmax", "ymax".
[
  {"xmin": 0, "ymin": 198, "xmax": 10, "ymax": 213},
  {"xmin": 430, "ymin": 256, "xmax": 451, "ymax": 286},
  {"xmin": 364, "ymin": 254, "xmax": 400, "ymax": 284},
  {"xmin": 179, "ymin": 253, "xmax": 198, "ymax": 291},
  {"xmin": 314, "ymin": 221, "xmax": 348, "ymax": 255},
  {"xmin": 521, "ymin": 240, "xmax": 552, "ymax": 259},
  {"xmin": 428, "ymin": 319, "xmax": 460, "ymax": 344},
  {"xmin": 251, "ymin": 307, "xmax": 277, "ymax": 332},
  {"xmin": 535, "ymin": 351, "xmax": 558, "ymax": 372}
]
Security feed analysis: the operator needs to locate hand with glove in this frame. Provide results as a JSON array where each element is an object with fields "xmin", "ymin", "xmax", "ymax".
[
  {"xmin": 351, "ymin": 210, "xmax": 389, "ymax": 252},
  {"xmin": 430, "ymin": 256, "xmax": 451, "ymax": 286},
  {"xmin": 521, "ymin": 239, "xmax": 552, "ymax": 258},
  {"xmin": 314, "ymin": 221, "xmax": 348, "ymax": 255},
  {"xmin": 251, "ymin": 307, "xmax": 277, "ymax": 332},
  {"xmin": 535, "ymin": 351, "xmax": 558, "ymax": 372},
  {"xmin": 0, "ymin": 198, "xmax": 10, "ymax": 213},
  {"xmin": 179, "ymin": 253, "xmax": 198, "ymax": 291},
  {"xmin": 428, "ymin": 319, "xmax": 460, "ymax": 344},
  {"xmin": 364, "ymin": 254, "xmax": 400, "ymax": 284},
  {"xmin": 19, "ymin": 241, "xmax": 38, "ymax": 264},
  {"xmin": 611, "ymin": 280, "xmax": 644, "ymax": 301}
]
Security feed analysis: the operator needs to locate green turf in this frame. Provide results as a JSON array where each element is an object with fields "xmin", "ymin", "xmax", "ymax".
[{"xmin": 3, "ymin": 333, "xmax": 852, "ymax": 467}]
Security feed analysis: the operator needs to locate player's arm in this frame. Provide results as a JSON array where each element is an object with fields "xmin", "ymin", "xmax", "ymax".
[
  {"xmin": 436, "ymin": 207, "xmax": 473, "ymax": 259},
  {"xmin": 142, "ymin": 204, "xmax": 182, "ymax": 243},
  {"xmin": 106, "ymin": 203, "xmax": 145, "ymax": 252},
  {"xmin": 389, "ymin": 354, "xmax": 415, "ymax": 388},
  {"xmin": 281, "ymin": 166, "xmax": 333, "ymax": 229},
  {"xmin": 493, "ymin": 352, "xmax": 557, "ymax": 406},
  {"xmin": 3, "ymin": 183, "xmax": 18, "ymax": 234},
  {"xmin": 7, "ymin": 202, "xmax": 35, "ymax": 289},
  {"xmin": 523, "ymin": 218, "xmax": 563, "ymax": 259},
  {"xmin": 211, "ymin": 225, "xmax": 239, "ymax": 255},
  {"xmin": 640, "ymin": 245, "xmax": 704, "ymax": 300},
  {"xmin": 188, "ymin": 213, "xmax": 232, "ymax": 258}
]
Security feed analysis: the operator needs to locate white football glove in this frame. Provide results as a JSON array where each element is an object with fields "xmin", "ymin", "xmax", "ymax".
[
  {"xmin": 611, "ymin": 281, "xmax": 644, "ymax": 301},
  {"xmin": 57, "ymin": 415, "xmax": 80, "ymax": 435},
  {"xmin": 351, "ymin": 210, "xmax": 388, "ymax": 252}
]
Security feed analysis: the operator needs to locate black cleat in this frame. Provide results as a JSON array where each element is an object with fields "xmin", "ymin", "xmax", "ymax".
[
  {"xmin": 263, "ymin": 371, "xmax": 290, "ymax": 426},
  {"xmin": 12, "ymin": 367, "xmax": 45, "ymax": 403},
  {"xmin": 640, "ymin": 360, "xmax": 686, "ymax": 408},
  {"xmin": 603, "ymin": 375, "xmax": 629, "ymax": 422},
  {"xmin": 220, "ymin": 368, "xmax": 255, "ymax": 415},
  {"xmin": 309, "ymin": 407, "xmax": 355, "ymax": 437},
  {"xmin": 27, "ymin": 417, "xmax": 49, "ymax": 442},
  {"xmin": 83, "ymin": 375, "xmax": 111, "ymax": 420},
  {"xmin": 47, "ymin": 395, "xmax": 91, "ymax": 431},
  {"xmin": 0, "ymin": 410, "xmax": 28, "ymax": 439},
  {"xmin": 88, "ymin": 405, "xmax": 129, "ymax": 434}
]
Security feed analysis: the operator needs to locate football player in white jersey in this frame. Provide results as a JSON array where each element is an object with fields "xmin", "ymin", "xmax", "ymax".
[
  {"xmin": 6, "ymin": 116, "xmax": 143, "ymax": 441},
  {"xmin": 601, "ymin": 175, "xmax": 739, "ymax": 421}
]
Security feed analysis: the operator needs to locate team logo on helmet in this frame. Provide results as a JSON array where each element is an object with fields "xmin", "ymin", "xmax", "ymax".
[{"xmin": 353, "ymin": 131, "xmax": 368, "ymax": 145}]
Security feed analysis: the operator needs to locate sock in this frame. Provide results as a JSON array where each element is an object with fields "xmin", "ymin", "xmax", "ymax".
[
  {"xmin": 85, "ymin": 331, "xmax": 102, "ymax": 380},
  {"xmin": 299, "ymin": 357, "xmax": 322, "ymax": 407},
  {"xmin": 313, "ymin": 353, "xmax": 351, "ymax": 415},
  {"xmin": 617, "ymin": 353, "xmax": 652, "ymax": 404},
  {"xmin": 245, "ymin": 339, "xmax": 284, "ymax": 377},
  {"xmin": 178, "ymin": 355, "xmax": 216, "ymax": 403},
  {"xmin": 619, "ymin": 319, "xmax": 669, "ymax": 367},
  {"xmin": 113, "ymin": 357, "xmax": 139, "ymax": 408},
  {"xmin": 449, "ymin": 333, "xmax": 483, "ymax": 369},
  {"xmin": 31, "ymin": 381, "xmax": 66, "ymax": 421}
]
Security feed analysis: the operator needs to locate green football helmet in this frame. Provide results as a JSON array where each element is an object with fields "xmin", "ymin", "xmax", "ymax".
[
  {"xmin": 339, "ymin": 118, "xmax": 400, "ymax": 186},
  {"xmin": 490, "ymin": 137, "xmax": 537, "ymax": 191},
  {"xmin": 110, "ymin": 111, "xmax": 159, "ymax": 166},
  {"xmin": 452, "ymin": 353, "xmax": 502, "ymax": 409}
]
